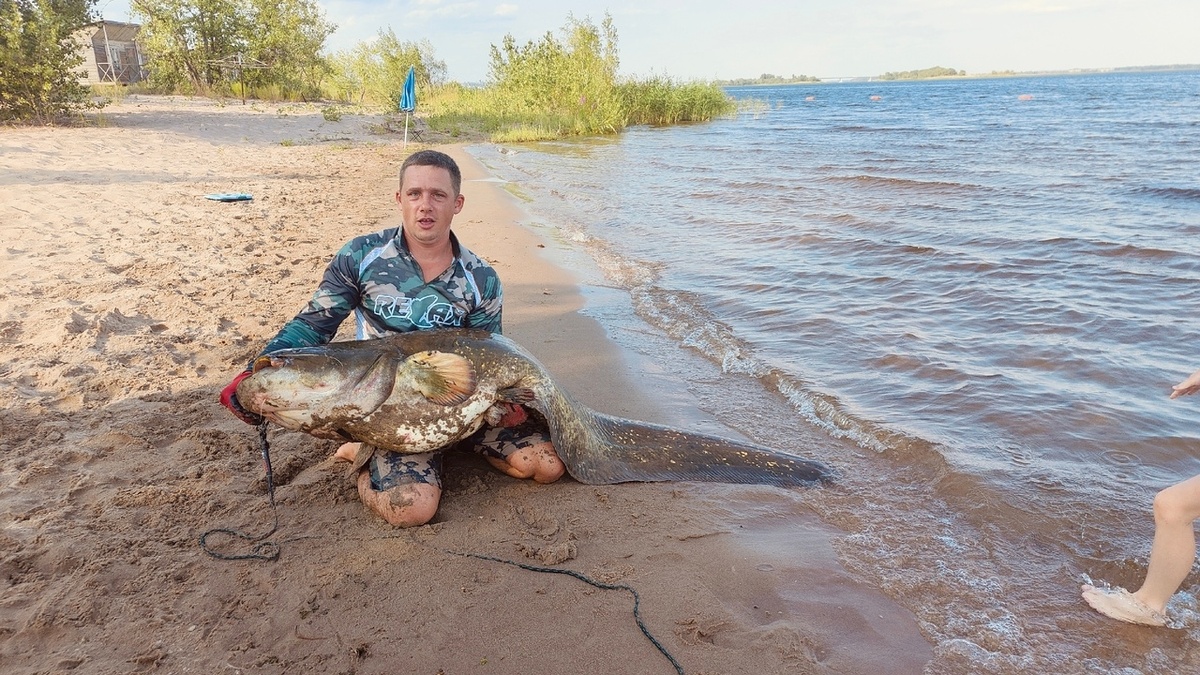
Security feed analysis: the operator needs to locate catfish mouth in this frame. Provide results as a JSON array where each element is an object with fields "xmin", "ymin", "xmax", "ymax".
[
  {"xmin": 244, "ymin": 351, "xmax": 389, "ymax": 429},
  {"xmin": 243, "ymin": 390, "xmax": 308, "ymax": 429},
  {"xmin": 245, "ymin": 355, "xmax": 316, "ymax": 428},
  {"xmin": 259, "ymin": 409, "xmax": 308, "ymax": 429}
]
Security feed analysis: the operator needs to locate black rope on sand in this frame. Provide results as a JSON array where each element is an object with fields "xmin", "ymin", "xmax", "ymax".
[
  {"xmin": 442, "ymin": 548, "xmax": 686, "ymax": 675},
  {"xmin": 198, "ymin": 423, "xmax": 686, "ymax": 674},
  {"xmin": 199, "ymin": 422, "xmax": 283, "ymax": 561}
]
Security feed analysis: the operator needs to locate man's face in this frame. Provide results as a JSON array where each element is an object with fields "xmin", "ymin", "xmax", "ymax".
[{"xmin": 396, "ymin": 165, "xmax": 464, "ymax": 248}]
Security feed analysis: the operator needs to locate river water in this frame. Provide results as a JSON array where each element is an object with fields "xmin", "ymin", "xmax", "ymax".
[{"xmin": 468, "ymin": 70, "xmax": 1200, "ymax": 673}]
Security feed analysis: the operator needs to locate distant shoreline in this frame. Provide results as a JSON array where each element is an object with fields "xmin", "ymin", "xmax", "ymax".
[{"xmin": 720, "ymin": 63, "xmax": 1200, "ymax": 86}]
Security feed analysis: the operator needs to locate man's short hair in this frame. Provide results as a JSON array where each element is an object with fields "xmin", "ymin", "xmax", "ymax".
[{"xmin": 400, "ymin": 150, "xmax": 462, "ymax": 195}]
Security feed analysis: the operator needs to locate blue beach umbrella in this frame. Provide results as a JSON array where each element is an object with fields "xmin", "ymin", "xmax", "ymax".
[
  {"xmin": 400, "ymin": 65, "xmax": 416, "ymax": 147},
  {"xmin": 400, "ymin": 65, "xmax": 416, "ymax": 112}
]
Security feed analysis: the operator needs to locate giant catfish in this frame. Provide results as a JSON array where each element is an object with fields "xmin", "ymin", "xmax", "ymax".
[{"xmin": 237, "ymin": 328, "xmax": 833, "ymax": 487}]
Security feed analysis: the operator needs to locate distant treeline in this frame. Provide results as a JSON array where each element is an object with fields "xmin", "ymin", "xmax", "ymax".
[
  {"xmin": 717, "ymin": 67, "xmax": 968, "ymax": 86},
  {"xmin": 985, "ymin": 64, "xmax": 1200, "ymax": 78},
  {"xmin": 878, "ymin": 66, "xmax": 965, "ymax": 80},
  {"xmin": 1112, "ymin": 64, "xmax": 1200, "ymax": 72},
  {"xmin": 717, "ymin": 73, "xmax": 821, "ymax": 86}
]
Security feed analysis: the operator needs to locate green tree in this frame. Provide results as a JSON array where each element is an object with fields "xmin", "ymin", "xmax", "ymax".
[
  {"xmin": 132, "ymin": 0, "xmax": 332, "ymax": 97},
  {"xmin": 0, "ymin": 0, "xmax": 99, "ymax": 123},
  {"xmin": 242, "ymin": 0, "xmax": 333, "ymax": 98},
  {"xmin": 132, "ymin": 0, "xmax": 243, "ymax": 92}
]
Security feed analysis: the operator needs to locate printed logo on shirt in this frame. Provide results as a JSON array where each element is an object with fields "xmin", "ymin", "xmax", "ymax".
[{"xmin": 373, "ymin": 294, "xmax": 464, "ymax": 329}]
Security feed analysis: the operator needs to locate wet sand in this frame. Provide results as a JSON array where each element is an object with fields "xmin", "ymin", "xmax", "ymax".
[{"xmin": 0, "ymin": 95, "xmax": 932, "ymax": 674}]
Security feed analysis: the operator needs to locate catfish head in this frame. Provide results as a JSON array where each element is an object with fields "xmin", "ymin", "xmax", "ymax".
[{"xmin": 236, "ymin": 340, "xmax": 478, "ymax": 441}]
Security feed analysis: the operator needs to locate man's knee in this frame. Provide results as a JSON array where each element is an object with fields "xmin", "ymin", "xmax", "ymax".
[{"xmin": 356, "ymin": 471, "xmax": 441, "ymax": 527}]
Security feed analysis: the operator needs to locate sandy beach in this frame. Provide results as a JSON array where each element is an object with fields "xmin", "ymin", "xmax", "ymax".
[{"xmin": 0, "ymin": 95, "xmax": 933, "ymax": 674}]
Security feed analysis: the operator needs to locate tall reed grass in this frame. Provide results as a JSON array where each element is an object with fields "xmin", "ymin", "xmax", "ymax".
[{"xmin": 421, "ymin": 15, "xmax": 736, "ymax": 142}]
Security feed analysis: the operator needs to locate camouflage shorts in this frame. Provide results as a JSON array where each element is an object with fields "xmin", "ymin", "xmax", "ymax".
[{"xmin": 367, "ymin": 419, "xmax": 552, "ymax": 491}]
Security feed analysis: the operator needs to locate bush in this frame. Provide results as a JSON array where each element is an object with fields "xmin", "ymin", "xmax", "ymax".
[
  {"xmin": 423, "ymin": 13, "xmax": 734, "ymax": 141},
  {"xmin": 323, "ymin": 31, "xmax": 444, "ymax": 109},
  {"xmin": 0, "ymin": 0, "xmax": 101, "ymax": 123}
]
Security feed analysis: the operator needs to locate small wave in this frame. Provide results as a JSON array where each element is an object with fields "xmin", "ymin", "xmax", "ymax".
[
  {"xmin": 725, "ymin": 179, "xmax": 792, "ymax": 191},
  {"xmin": 1084, "ymin": 241, "xmax": 1184, "ymax": 261},
  {"xmin": 1131, "ymin": 185, "xmax": 1200, "ymax": 201},
  {"xmin": 626, "ymin": 283, "xmax": 957, "ymax": 464},
  {"xmin": 822, "ymin": 174, "xmax": 980, "ymax": 194},
  {"xmin": 1035, "ymin": 236, "xmax": 1186, "ymax": 262}
]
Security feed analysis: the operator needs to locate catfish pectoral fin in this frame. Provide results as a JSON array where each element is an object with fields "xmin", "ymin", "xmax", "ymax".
[{"xmin": 401, "ymin": 350, "xmax": 477, "ymax": 406}]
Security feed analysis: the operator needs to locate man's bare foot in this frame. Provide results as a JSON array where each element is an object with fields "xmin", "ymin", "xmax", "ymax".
[
  {"xmin": 1081, "ymin": 584, "xmax": 1168, "ymax": 626},
  {"xmin": 485, "ymin": 442, "xmax": 565, "ymax": 483},
  {"xmin": 334, "ymin": 442, "xmax": 361, "ymax": 462}
]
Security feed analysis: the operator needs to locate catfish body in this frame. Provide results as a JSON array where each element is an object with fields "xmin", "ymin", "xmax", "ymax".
[{"xmin": 237, "ymin": 329, "xmax": 832, "ymax": 487}]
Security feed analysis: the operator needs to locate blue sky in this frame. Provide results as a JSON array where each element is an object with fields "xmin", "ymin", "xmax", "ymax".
[{"xmin": 96, "ymin": 0, "xmax": 1199, "ymax": 82}]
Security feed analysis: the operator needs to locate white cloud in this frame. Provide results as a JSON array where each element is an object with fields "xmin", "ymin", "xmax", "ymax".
[
  {"xmin": 406, "ymin": 2, "xmax": 482, "ymax": 20},
  {"xmin": 494, "ymin": 3, "xmax": 519, "ymax": 15}
]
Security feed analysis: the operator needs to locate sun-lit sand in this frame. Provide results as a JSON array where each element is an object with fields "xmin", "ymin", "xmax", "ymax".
[{"xmin": 0, "ymin": 95, "xmax": 931, "ymax": 673}]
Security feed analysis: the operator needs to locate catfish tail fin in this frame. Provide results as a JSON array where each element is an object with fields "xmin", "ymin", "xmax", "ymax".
[{"xmin": 553, "ymin": 410, "xmax": 833, "ymax": 488}]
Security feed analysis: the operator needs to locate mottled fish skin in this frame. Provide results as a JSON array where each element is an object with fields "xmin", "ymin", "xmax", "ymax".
[
  {"xmin": 239, "ymin": 338, "xmax": 497, "ymax": 454},
  {"xmin": 239, "ymin": 329, "xmax": 833, "ymax": 488}
]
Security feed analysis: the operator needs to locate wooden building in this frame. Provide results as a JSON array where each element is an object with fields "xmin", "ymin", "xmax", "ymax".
[{"xmin": 74, "ymin": 21, "xmax": 146, "ymax": 85}]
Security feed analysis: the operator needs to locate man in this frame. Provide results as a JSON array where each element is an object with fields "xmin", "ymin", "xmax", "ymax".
[
  {"xmin": 220, "ymin": 149, "xmax": 565, "ymax": 526},
  {"xmin": 1081, "ymin": 366, "xmax": 1200, "ymax": 626}
]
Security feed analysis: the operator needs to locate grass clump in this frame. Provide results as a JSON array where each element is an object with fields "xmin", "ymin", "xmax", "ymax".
[
  {"xmin": 423, "ymin": 14, "xmax": 735, "ymax": 141},
  {"xmin": 619, "ymin": 76, "xmax": 735, "ymax": 125}
]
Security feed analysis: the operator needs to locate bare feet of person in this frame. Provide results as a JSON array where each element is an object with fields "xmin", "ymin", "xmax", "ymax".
[
  {"xmin": 486, "ymin": 442, "xmax": 565, "ymax": 484},
  {"xmin": 1081, "ymin": 584, "xmax": 1168, "ymax": 626},
  {"xmin": 334, "ymin": 442, "xmax": 361, "ymax": 462}
]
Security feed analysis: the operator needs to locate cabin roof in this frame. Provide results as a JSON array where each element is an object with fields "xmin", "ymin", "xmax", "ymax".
[{"xmin": 80, "ymin": 20, "xmax": 141, "ymax": 43}]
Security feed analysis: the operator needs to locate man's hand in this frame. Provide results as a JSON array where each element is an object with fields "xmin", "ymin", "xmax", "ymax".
[
  {"xmin": 220, "ymin": 370, "xmax": 264, "ymax": 424},
  {"xmin": 494, "ymin": 402, "xmax": 528, "ymax": 428},
  {"xmin": 1170, "ymin": 368, "xmax": 1200, "ymax": 400}
]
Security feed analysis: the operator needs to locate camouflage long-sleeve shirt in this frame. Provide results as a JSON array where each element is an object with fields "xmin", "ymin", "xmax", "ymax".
[{"xmin": 258, "ymin": 227, "xmax": 502, "ymax": 357}]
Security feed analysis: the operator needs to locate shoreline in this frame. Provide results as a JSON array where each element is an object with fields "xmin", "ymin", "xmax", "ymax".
[
  {"xmin": 439, "ymin": 144, "xmax": 672, "ymax": 422},
  {"xmin": 0, "ymin": 95, "xmax": 932, "ymax": 673}
]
